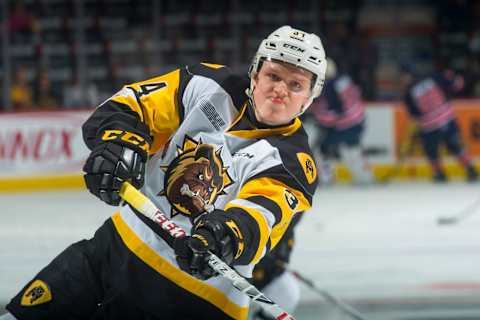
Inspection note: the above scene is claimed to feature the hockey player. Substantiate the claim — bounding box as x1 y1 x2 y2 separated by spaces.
400 65 478 182
308 59 372 185
2 26 326 320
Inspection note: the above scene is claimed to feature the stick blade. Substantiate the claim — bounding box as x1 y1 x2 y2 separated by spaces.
437 216 457 225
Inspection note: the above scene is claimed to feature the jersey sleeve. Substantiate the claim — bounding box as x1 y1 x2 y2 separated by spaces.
82 67 192 154
82 63 238 154
221 131 317 266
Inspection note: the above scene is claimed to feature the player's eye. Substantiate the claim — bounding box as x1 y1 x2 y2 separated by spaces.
268 73 281 81
289 81 303 91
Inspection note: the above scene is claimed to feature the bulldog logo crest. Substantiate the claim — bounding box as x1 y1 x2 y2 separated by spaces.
159 136 233 220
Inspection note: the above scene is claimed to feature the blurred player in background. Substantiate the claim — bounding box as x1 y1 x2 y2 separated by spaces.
249 214 303 320
307 58 373 185
1 26 326 320
400 65 478 182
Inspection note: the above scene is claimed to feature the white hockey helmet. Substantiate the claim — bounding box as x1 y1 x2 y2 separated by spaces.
249 25 328 111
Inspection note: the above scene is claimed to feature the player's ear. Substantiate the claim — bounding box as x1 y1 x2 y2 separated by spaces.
251 72 259 86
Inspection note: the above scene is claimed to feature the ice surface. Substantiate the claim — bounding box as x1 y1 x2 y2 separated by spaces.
1 182 479 313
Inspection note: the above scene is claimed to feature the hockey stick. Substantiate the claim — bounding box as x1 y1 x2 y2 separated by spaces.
118 181 296 320
287 268 369 320
436 196 480 226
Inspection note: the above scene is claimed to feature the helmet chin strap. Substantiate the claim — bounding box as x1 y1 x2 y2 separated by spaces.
245 84 256 109
245 85 262 123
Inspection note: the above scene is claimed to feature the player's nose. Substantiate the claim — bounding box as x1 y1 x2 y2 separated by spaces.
273 81 288 96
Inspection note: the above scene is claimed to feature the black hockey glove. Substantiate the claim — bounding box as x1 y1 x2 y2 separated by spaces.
83 130 150 206
173 211 239 280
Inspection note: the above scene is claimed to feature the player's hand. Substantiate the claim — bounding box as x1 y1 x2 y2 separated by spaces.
83 140 147 205
173 230 217 280
174 211 238 280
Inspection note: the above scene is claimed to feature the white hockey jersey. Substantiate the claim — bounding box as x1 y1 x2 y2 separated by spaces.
82 63 317 319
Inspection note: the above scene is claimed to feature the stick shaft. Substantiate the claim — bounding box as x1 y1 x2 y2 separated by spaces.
290 270 369 320
119 182 295 320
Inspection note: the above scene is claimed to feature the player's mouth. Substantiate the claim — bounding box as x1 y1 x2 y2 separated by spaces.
270 97 285 105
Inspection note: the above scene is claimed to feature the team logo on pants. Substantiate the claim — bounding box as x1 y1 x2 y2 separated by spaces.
20 279 52 306
158 136 234 220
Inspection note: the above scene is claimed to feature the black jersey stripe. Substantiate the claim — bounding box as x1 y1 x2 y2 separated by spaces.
178 67 193 124
245 195 283 227
126 86 148 122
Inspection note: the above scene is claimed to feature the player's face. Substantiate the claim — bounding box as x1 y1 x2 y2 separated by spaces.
252 60 313 126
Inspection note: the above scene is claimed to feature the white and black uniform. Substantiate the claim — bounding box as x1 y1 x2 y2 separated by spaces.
6 63 317 320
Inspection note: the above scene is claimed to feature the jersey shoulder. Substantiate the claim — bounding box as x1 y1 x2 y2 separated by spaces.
265 125 318 196
186 63 249 110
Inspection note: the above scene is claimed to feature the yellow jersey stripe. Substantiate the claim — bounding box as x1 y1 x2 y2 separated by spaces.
227 105 302 139
111 212 248 320
237 177 310 249
201 62 226 69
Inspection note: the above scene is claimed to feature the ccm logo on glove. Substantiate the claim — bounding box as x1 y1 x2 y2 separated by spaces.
83 129 149 206
102 130 150 152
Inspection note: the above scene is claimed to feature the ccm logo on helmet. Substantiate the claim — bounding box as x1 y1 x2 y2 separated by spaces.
282 43 305 53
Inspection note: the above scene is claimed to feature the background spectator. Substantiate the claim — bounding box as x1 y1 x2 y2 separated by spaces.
0 1 479 108
10 66 33 111
62 72 99 109
8 1 38 43
34 69 60 110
